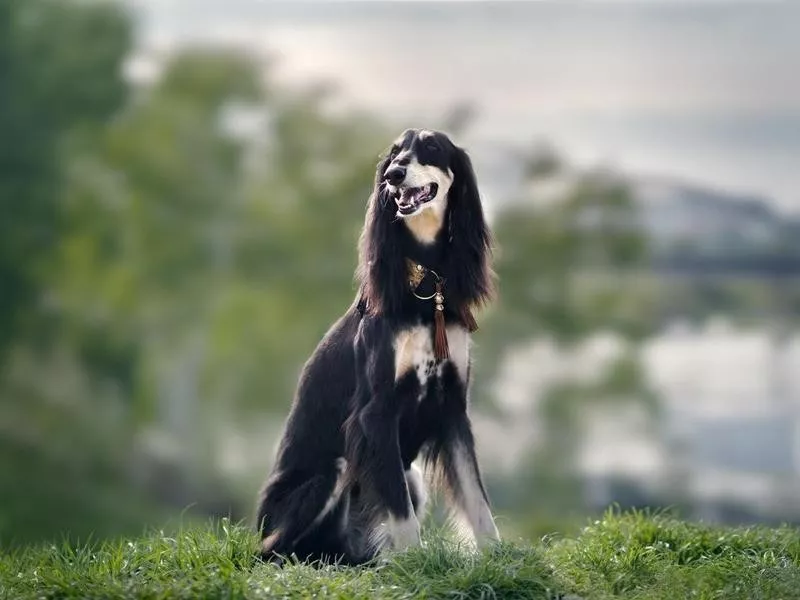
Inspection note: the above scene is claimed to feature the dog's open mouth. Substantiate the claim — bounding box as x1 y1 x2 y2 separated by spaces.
395 183 438 216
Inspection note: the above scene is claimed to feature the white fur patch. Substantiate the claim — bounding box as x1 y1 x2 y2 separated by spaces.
397 158 454 244
444 325 470 383
405 209 446 245
395 325 471 394
394 326 435 388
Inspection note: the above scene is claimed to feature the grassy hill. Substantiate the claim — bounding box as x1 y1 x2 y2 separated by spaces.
2 510 799 599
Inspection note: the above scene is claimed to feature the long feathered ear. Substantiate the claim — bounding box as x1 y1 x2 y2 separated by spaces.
356 152 407 315
445 145 495 309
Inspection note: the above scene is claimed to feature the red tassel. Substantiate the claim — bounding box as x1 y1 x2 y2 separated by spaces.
433 281 449 360
434 308 449 360
461 307 479 333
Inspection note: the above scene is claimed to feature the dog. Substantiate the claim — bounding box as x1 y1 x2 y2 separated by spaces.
256 128 500 566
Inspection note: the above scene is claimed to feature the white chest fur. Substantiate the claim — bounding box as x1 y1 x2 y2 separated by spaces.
393 324 470 387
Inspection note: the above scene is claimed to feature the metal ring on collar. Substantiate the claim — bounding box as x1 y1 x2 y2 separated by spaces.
411 268 443 301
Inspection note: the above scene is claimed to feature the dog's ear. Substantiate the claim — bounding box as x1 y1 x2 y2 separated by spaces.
356 151 406 315
446 145 495 308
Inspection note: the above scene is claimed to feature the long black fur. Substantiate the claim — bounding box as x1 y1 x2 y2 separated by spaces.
256 129 495 566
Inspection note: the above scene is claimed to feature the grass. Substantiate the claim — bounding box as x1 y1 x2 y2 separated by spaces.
2 509 800 599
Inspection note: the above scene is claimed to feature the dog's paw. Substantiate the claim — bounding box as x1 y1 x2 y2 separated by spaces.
387 515 422 551
464 520 501 553
476 534 501 550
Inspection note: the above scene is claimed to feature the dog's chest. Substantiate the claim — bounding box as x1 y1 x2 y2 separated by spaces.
393 324 469 391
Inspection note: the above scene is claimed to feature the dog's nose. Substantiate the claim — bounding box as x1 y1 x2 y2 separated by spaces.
384 166 406 186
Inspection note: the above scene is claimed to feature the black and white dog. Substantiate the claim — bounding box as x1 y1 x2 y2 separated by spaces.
256 128 500 565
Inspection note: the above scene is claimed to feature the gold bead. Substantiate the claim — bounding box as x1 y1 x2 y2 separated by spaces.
434 293 444 304
435 304 444 311
416 264 423 271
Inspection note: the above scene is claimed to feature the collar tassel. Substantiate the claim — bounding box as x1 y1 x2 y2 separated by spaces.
407 258 479 361
433 281 449 360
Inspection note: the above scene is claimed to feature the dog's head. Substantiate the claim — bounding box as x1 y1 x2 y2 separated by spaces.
373 128 488 249
359 129 494 316
382 129 457 221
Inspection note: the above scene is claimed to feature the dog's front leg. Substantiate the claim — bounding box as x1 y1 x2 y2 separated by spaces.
443 416 500 547
432 366 500 548
356 389 421 551
346 330 421 552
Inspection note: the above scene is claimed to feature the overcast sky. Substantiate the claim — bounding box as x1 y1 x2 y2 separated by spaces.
125 1 800 211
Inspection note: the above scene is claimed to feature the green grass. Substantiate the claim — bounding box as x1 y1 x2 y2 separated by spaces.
2 510 800 599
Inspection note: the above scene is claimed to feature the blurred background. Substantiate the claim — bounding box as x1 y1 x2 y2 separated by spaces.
3 0 800 548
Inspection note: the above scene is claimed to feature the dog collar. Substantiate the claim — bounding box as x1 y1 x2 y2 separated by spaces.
405 259 479 361
406 259 442 300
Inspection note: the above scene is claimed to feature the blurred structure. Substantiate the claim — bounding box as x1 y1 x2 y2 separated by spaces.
2 0 799 547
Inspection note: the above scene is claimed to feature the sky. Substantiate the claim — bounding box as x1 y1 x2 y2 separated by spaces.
124 1 800 212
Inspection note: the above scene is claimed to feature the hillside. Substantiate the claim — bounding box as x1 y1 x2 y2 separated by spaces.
634 178 800 262
3 511 799 599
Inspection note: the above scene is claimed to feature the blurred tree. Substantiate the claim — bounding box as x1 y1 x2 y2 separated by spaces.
56 45 391 496
473 147 651 398
0 0 141 547
55 47 272 488
0 0 131 354
470 145 657 526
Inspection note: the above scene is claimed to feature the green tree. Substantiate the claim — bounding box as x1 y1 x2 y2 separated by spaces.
0 0 142 547
0 0 131 353
474 146 650 398
56 46 391 499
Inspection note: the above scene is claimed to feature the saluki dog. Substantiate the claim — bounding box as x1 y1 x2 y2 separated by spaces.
256 128 499 565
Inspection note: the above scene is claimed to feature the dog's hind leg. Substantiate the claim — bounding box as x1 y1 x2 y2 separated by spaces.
257 458 348 562
293 458 349 543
